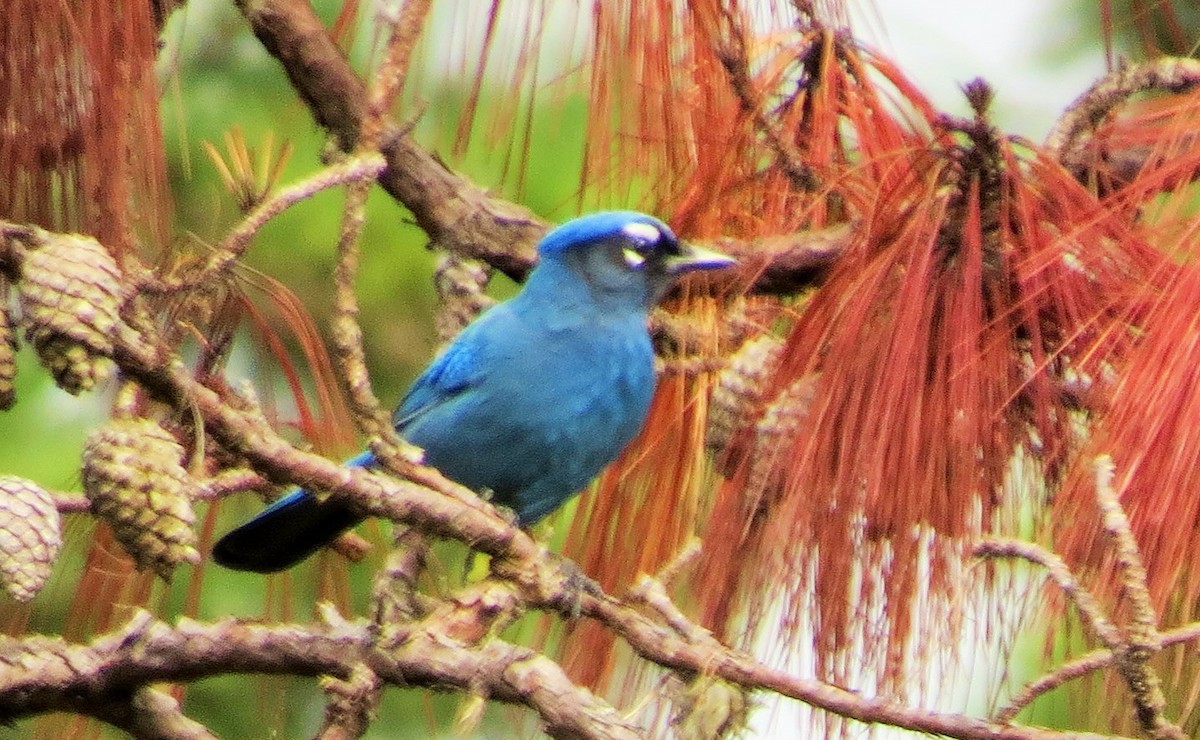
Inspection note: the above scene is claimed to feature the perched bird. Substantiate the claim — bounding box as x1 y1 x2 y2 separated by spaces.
213 211 735 573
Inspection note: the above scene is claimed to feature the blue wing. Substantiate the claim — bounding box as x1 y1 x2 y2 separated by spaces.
391 315 491 431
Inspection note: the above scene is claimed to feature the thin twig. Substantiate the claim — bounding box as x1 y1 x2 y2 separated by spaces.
142 155 385 294
235 0 846 295
629 573 713 646
433 252 493 346
370 526 432 626
1093 456 1158 646
1093 455 1183 740
997 622 1200 723
329 0 432 457
317 663 381 740
974 537 1123 650
710 6 818 190
195 468 268 500
95 686 217 740
362 0 432 145
330 172 393 442
1047 57 1200 184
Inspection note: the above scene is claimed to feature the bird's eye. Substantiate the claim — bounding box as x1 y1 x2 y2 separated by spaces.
622 247 647 269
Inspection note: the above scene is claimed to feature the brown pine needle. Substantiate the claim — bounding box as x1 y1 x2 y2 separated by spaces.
202 126 296 212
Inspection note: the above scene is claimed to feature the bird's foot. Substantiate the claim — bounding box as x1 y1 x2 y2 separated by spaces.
476 488 521 528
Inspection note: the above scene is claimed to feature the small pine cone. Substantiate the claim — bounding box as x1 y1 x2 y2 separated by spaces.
742 374 818 519
706 334 784 454
0 299 16 410
669 674 750 740
0 476 62 601
83 417 200 579
18 232 123 394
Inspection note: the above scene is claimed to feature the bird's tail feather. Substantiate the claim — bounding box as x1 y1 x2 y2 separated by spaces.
212 451 375 573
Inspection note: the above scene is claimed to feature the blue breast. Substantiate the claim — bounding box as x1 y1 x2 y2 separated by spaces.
400 302 654 524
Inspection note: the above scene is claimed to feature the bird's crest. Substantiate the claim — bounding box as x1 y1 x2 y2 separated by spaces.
537 211 678 258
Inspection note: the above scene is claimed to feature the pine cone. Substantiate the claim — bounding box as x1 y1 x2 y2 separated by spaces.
742 374 818 519
0 476 62 601
83 417 200 579
706 334 784 453
0 295 16 410
18 232 123 394
669 674 750 740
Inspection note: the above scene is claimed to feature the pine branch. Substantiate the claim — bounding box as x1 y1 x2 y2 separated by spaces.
317 664 381 740
141 155 386 294
328 0 431 452
0 609 639 739
978 456 1195 738
233 0 845 295
1047 57 1200 190
1093 455 1184 740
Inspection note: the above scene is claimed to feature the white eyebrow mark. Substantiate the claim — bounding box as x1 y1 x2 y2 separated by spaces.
620 222 661 244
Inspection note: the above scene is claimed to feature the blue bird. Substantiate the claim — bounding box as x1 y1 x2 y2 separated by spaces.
213 211 735 573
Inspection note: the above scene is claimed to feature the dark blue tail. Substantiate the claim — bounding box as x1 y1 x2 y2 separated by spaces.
212 452 373 573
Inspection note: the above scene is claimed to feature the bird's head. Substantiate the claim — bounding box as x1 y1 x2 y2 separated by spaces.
531 211 736 311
